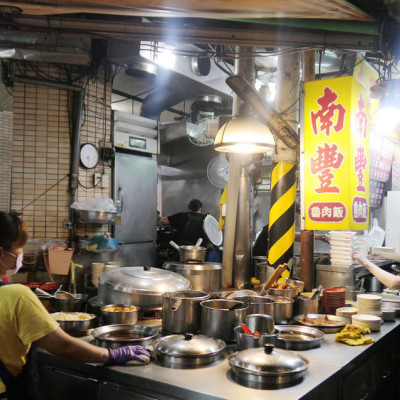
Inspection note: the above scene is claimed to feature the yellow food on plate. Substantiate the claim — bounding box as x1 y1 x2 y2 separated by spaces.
102 305 138 312
335 324 374 346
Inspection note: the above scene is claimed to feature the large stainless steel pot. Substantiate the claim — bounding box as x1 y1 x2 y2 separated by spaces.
162 261 223 292
200 299 248 342
228 344 309 389
97 266 191 308
162 290 210 333
154 333 225 369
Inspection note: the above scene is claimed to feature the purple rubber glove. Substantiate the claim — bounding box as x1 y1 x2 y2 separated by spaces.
107 345 152 365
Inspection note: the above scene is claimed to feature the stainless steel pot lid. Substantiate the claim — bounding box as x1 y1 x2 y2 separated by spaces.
162 261 223 271
228 344 308 376
98 266 191 294
203 215 223 246
155 333 225 357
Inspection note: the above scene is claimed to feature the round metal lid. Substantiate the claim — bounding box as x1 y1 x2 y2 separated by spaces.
228 344 308 376
155 333 225 357
98 266 191 295
162 261 223 271
203 214 223 246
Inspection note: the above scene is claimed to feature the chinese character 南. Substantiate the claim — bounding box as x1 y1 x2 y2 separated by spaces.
355 93 367 139
311 87 346 137
310 143 344 193
354 144 367 192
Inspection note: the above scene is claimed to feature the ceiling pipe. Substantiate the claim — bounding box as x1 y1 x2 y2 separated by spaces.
140 86 187 120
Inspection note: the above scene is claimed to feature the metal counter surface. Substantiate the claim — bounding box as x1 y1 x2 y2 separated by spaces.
39 320 400 400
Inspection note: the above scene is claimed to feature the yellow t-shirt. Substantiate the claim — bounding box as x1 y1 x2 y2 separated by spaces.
0 284 59 394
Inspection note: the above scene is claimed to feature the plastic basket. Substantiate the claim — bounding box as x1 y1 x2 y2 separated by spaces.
48 247 74 275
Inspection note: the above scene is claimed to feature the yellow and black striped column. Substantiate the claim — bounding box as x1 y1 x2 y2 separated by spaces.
268 162 296 268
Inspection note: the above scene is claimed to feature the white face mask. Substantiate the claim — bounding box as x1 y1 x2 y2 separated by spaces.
1 251 24 276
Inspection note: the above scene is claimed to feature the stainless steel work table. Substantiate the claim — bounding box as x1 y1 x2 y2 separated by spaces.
37 319 400 400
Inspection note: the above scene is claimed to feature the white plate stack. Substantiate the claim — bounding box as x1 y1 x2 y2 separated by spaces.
356 294 382 317
329 231 356 266
352 314 382 331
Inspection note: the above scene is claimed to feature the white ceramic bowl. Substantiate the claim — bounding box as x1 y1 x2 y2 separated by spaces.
352 314 382 331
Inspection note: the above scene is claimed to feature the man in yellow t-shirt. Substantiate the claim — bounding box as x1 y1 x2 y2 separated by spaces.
0 284 59 395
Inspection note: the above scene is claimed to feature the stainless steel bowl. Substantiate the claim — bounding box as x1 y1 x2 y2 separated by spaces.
101 304 139 325
51 312 97 333
275 325 324 350
92 324 159 348
75 209 117 224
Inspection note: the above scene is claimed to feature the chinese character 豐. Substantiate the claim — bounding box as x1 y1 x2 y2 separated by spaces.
355 144 367 192
310 142 344 193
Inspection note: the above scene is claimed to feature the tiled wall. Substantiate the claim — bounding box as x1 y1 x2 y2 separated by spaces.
0 111 13 210
11 62 112 240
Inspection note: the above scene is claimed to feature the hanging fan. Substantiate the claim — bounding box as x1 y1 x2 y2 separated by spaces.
186 117 219 147
207 154 230 188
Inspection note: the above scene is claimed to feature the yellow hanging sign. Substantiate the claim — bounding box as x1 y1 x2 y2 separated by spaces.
303 76 369 230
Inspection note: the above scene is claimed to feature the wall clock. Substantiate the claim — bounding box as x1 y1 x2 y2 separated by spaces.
80 143 99 169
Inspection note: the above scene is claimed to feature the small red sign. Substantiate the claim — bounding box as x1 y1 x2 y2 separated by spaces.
307 202 347 222
352 196 368 223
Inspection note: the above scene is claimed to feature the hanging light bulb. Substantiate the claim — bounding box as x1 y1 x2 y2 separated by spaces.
375 90 400 133
214 116 275 153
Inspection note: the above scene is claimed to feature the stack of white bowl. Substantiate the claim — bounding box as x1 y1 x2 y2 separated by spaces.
336 306 358 319
329 231 357 266
356 293 382 317
352 314 382 331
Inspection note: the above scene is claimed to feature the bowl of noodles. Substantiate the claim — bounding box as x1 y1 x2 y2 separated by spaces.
51 312 97 333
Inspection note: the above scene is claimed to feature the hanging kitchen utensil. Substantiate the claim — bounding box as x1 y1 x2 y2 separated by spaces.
259 263 288 296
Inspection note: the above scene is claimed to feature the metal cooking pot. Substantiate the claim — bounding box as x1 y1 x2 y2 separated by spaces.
162 290 210 333
162 261 223 292
364 276 384 292
91 324 159 348
234 296 274 317
53 293 88 312
154 333 225 369
295 294 320 316
97 266 191 309
200 299 248 342
169 241 207 263
264 295 294 324
228 344 309 389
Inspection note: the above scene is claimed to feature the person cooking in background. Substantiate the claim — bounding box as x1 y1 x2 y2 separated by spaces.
0 211 151 399
160 199 206 246
353 251 400 290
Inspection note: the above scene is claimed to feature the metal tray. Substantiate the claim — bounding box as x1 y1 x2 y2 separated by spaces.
275 325 325 350
293 314 350 333
92 324 159 348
